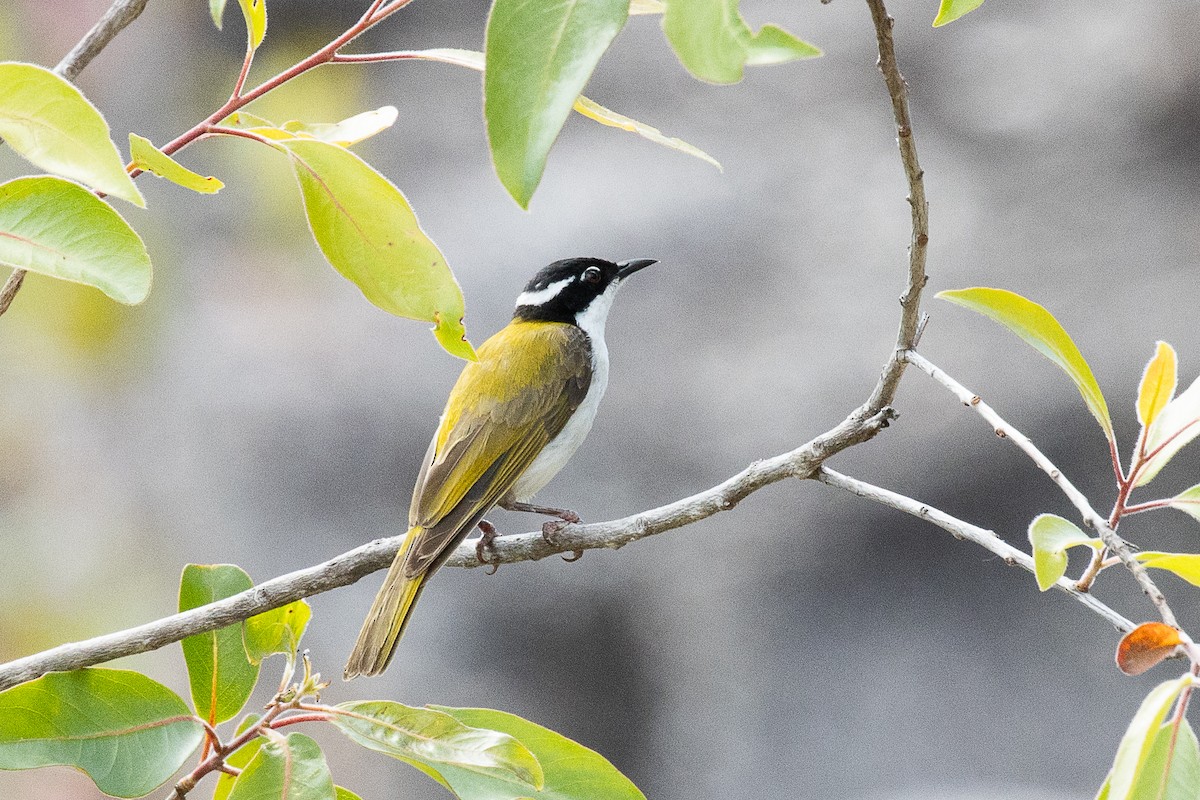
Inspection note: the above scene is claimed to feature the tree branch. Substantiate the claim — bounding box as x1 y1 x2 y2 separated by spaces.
815 467 1136 633
0 0 152 316
905 349 1178 627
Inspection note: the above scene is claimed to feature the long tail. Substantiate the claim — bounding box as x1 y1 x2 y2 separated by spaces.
344 528 428 679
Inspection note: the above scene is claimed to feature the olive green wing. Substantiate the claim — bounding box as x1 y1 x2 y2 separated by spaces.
401 322 592 578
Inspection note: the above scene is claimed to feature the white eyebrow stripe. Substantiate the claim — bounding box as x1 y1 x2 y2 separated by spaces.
515 277 574 308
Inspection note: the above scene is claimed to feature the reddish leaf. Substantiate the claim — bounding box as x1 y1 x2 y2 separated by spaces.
1117 623 1184 676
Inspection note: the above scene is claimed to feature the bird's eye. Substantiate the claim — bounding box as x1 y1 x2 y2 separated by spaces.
583 266 603 284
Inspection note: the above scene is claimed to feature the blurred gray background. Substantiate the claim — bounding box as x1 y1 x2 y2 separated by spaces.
3 0 1200 797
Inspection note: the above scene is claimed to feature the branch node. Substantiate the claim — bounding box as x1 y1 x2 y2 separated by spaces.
994 428 1007 438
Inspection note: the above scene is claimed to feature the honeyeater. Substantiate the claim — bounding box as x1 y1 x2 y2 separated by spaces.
344 256 657 679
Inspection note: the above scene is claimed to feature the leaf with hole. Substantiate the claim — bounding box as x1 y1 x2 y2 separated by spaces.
0 668 203 798
179 564 259 725
329 701 543 792
226 733 334 800
0 176 151 303
485 0 629 207
281 138 474 360
1027 513 1099 591
0 62 143 205
129 133 223 194
933 0 985 26
938 287 1114 443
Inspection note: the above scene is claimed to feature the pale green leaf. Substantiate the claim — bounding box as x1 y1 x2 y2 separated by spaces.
329 701 543 791
933 0 985 26
220 110 277 128
214 715 263 800
0 176 151 304
485 0 629 207
227 733 334 800
1168 484 1200 524
573 96 721 170
243 599 311 664
434 706 647 800
0 62 143 205
629 0 664 13
179 564 259 724
744 24 822 66
281 138 475 360
129 133 223 194
211 0 228 28
661 0 818 84
1138 342 1177 430
1027 513 1099 591
280 106 399 147
1128 720 1200 800
1137 552 1200 587
335 788 364 800
1104 675 1192 800
1137 374 1200 487
0 669 203 798
237 0 267 50
938 287 1114 442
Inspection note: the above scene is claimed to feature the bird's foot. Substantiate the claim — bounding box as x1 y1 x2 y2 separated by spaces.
499 500 583 563
475 519 501 575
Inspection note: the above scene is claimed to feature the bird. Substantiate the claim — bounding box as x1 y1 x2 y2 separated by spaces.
344 256 657 679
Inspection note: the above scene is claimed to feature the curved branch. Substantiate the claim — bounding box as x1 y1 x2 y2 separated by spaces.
816 467 1136 633
0 0 152 316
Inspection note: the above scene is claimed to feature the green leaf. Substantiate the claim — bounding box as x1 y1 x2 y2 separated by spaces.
1137 374 1200 487
280 106 399 147
661 0 819 84
1128 719 1200 800
938 287 1115 443
329 701 543 791
211 0 228 28
220 110 277 128
0 62 143 206
280 138 475 360
129 133 223 194
933 0 985 27
573 96 721 170
227 733 335 800
629 0 664 12
243 599 312 665
237 0 267 50
485 0 629 208
0 668 203 798
0 176 152 304
214 715 263 800
1137 552 1200 587
1104 675 1192 800
1028 513 1100 591
434 706 647 800
335 788 364 800
179 564 260 724
1168 484 1200 523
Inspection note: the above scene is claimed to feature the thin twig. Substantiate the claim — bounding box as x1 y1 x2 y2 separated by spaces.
905 349 1179 627
0 0 153 316
0 406 897 692
815 467 1136 633
864 0 930 412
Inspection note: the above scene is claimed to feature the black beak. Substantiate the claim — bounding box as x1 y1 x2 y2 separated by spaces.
616 258 657 279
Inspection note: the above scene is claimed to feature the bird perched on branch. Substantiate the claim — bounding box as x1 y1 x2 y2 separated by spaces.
344 256 657 679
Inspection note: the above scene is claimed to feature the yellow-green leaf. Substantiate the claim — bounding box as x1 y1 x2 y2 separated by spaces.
280 106 399 147
573 96 721 170
933 0 985 26
1104 675 1193 800
1137 552 1200 587
221 110 276 128
744 24 822 66
1168 484 1200 523
938 287 1114 443
281 138 475 360
0 176 151 304
1137 373 1200 487
129 133 223 194
0 62 143 206
238 0 267 50
629 0 664 13
243 599 311 665
1028 513 1100 591
1138 341 1177 430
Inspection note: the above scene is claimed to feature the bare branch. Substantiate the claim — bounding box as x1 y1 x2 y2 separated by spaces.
815 467 1136 633
905 349 1178 627
864 0 930 411
0 0 152 316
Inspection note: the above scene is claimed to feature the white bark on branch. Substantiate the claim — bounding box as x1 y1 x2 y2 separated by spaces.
815 467 1136 633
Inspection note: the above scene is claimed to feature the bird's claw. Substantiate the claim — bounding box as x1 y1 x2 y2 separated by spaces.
561 549 584 563
475 520 501 575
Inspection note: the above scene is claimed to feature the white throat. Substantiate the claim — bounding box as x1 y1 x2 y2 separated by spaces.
572 279 620 343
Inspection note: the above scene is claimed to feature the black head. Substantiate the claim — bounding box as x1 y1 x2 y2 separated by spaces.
513 257 656 326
